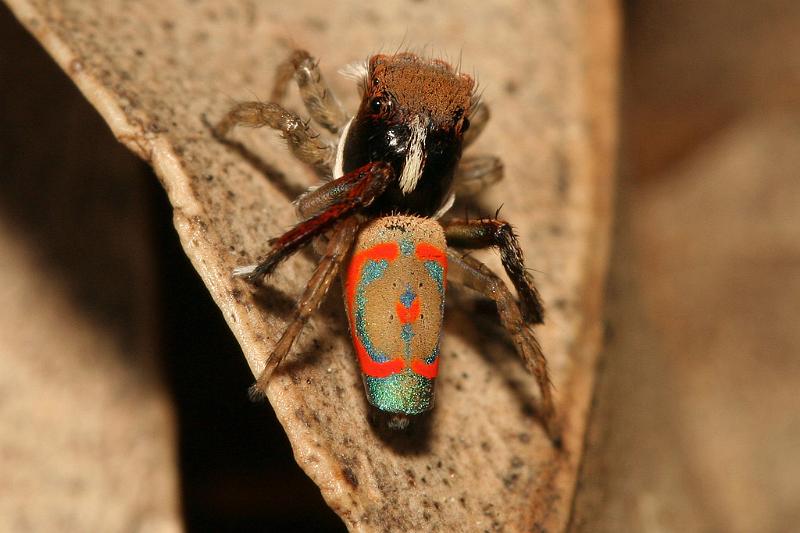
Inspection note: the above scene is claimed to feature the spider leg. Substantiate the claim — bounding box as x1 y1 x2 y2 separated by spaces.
462 101 490 149
252 216 360 393
443 218 545 325
234 161 393 281
271 49 348 134
447 250 560 445
214 101 335 177
291 172 366 220
454 154 504 196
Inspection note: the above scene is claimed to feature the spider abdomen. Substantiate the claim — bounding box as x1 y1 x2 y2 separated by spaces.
343 215 447 415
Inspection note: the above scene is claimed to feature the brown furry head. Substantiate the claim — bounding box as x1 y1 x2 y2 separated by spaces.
362 53 475 133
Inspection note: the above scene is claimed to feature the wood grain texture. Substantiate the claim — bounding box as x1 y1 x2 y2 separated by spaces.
4 1 618 530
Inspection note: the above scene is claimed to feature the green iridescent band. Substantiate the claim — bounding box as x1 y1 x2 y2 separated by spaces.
364 370 435 415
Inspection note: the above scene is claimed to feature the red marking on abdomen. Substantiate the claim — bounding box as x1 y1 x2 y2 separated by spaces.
346 240 447 380
345 242 406 378
411 358 439 379
395 298 420 324
346 242 399 316
360 354 405 378
415 242 446 267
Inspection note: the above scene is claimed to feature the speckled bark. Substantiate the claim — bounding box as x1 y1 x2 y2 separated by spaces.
3 1 618 530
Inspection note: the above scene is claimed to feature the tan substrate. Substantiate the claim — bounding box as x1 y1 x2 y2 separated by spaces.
4 1 618 530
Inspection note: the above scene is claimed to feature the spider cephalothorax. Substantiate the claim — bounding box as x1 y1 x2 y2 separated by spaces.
215 49 560 443
338 53 475 216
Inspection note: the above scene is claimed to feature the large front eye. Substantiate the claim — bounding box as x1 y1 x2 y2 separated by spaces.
460 117 471 133
370 96 392 115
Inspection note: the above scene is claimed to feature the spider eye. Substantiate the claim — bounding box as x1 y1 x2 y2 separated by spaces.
370 96 391 114
461 117 470 133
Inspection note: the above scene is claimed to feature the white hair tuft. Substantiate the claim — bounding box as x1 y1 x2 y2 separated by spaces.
338 61 368 83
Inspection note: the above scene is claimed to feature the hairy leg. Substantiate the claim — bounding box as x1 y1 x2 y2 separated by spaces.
234 161 393 281
453 154 504 196
251 216 360 393
214 101 335 176
447 251 560 445
271 49 348 134
291 166 382 220
444 218 545 324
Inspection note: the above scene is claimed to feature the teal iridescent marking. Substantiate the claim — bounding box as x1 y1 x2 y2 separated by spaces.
424 345 439 365
400 238 414 256
361 259 387 284
399 283 416 357
399 284 415 308
364 370 434 415
422 258 445 366
424 260 444 294
355 259 390 363
401 324 414 357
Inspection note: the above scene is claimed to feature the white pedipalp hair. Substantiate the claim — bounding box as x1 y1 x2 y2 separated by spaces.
398 115 428 194
432 192 455 220
332 117 354 180
338 61 368 83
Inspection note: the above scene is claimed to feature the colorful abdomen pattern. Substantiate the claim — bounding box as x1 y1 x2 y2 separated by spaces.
344 216 447 415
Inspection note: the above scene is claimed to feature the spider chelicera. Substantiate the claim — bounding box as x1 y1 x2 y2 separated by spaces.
215 50 559 443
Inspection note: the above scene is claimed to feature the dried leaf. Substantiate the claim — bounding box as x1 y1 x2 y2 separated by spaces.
5 0 618 530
